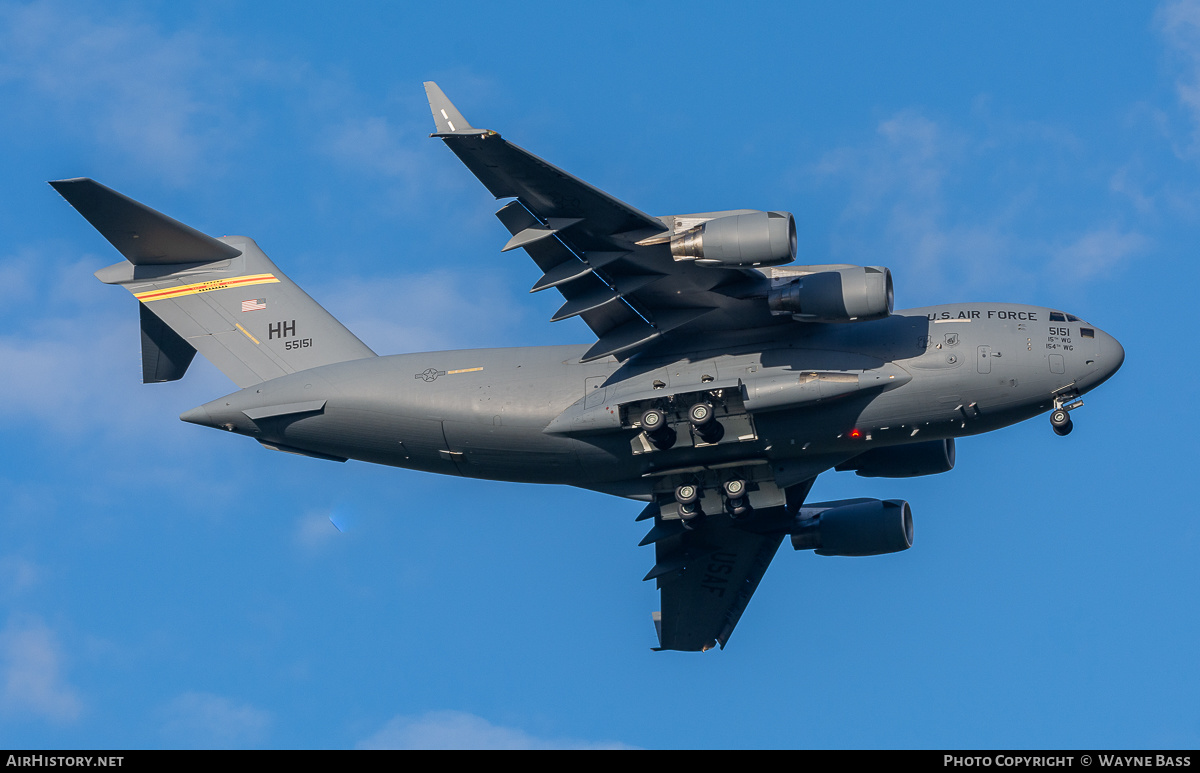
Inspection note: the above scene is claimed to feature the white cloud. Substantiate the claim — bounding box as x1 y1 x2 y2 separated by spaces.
0 556 42 596
326 116 428 179
0 2 466 202
809 106 1150 301
0 617 83 722
323 270 530 354
0 320 129 429
1048 226 1152 279
318 109 483 219
358 710 636 750
0 311 227 444
1109 161 1158 216
0 242 530 443
294 510 341 550
0 243 231 438
1158 0 1200 153
0 2 246 184
811 111 1022 299
0 250 36 308
160 691 271 749
0 477 60 531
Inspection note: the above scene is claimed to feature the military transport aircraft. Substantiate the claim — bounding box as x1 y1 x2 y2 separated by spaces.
51 83 1124 651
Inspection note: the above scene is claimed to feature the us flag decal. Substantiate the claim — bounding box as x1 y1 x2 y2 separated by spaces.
241 298 267 312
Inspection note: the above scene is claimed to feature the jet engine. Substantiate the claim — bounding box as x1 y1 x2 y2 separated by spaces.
669 211 796 268
768 266 893 322
835 438 955 478
791 499 913 557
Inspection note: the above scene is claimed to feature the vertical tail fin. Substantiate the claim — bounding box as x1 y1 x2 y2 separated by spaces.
53 178 376 387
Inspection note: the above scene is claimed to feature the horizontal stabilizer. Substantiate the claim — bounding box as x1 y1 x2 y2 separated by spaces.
50 178 242 265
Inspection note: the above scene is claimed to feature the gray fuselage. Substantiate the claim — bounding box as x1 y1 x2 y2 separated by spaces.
183 302 1124 498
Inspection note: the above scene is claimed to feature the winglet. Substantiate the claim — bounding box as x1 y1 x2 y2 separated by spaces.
423 81 481 135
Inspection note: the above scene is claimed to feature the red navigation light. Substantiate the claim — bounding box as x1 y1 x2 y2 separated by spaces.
849 429 862 439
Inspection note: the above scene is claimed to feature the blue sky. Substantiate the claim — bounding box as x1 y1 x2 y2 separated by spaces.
0 0 1196 749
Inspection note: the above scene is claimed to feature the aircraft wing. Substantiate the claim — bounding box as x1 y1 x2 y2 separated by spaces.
425 82 783 362
637 475 812 651
427 83 822 649
645 513 786 651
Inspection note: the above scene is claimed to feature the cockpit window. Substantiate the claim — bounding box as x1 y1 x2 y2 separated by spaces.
1067 314 1081 322
1049 312 1066 322
1081 327 1095 338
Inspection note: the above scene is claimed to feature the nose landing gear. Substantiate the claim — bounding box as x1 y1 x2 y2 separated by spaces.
1050 387 1083 436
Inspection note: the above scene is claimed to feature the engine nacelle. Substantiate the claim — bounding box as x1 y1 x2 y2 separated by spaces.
791 499 913 557
670 211 796 268
768 266 893 322
835 438 955 478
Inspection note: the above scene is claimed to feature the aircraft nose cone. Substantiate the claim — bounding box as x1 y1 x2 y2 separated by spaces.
1101 330 1124 374
1090 329 1125 387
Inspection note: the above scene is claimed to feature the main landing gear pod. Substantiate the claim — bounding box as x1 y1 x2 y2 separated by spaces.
672 478 752 527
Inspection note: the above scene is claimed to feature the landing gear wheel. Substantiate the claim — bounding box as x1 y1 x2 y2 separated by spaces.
642 408 677 450
675 483 699 505
688 402 714 426
696 422 725 444
641 408 665 431
679 500 704 529
1051 409 1073 436
647 426 677 450
725 497 750 518
690 402 724 444
1052 417 1073 436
